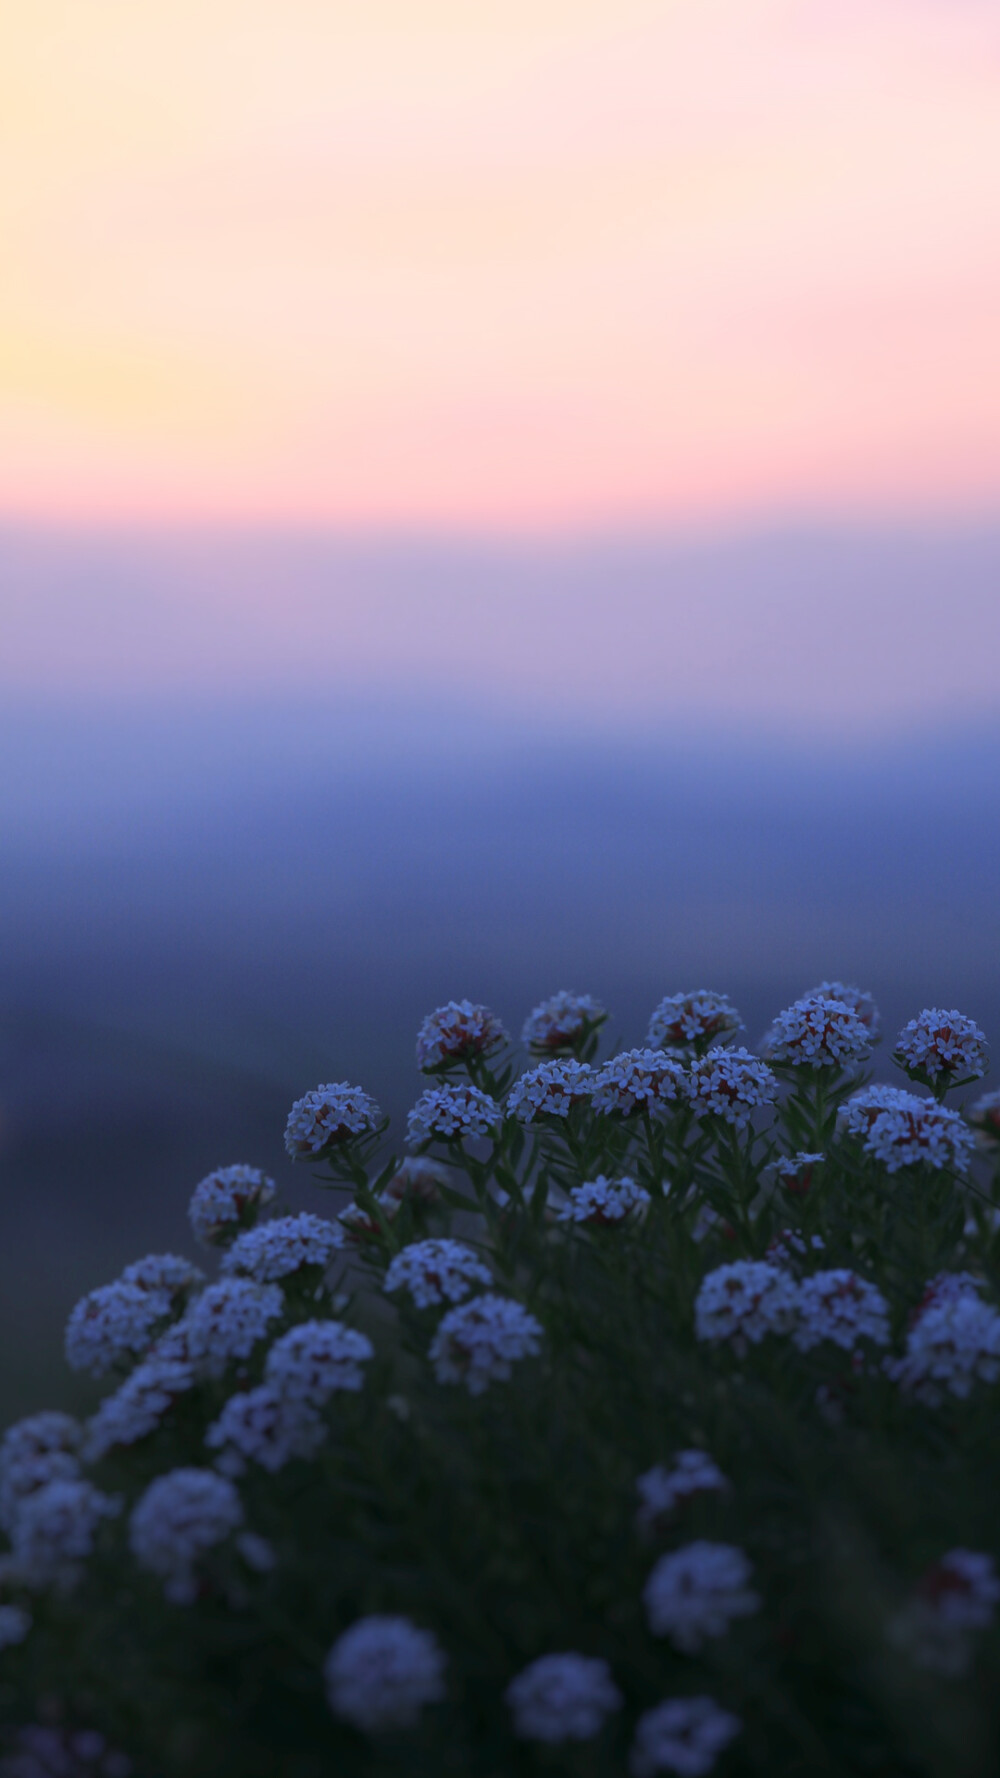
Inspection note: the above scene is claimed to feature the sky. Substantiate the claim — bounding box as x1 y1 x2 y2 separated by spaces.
1 0 999 528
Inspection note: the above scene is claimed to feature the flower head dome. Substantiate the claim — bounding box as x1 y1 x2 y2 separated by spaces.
416 1000 508 1072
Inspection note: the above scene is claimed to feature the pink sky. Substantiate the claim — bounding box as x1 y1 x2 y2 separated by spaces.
1 0 999 528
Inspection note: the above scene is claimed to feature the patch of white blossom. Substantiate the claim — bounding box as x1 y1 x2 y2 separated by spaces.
837 1088 974 1174
885 1281 1000 1402
888 1550 1000 1676
694 1261 799 1352
182 1279 285 1377
769 1152 824 1196
643 1541 760 1652
505 1653 622 1743
686 1049 778 1130
323 1616 447 1733
205 1386 325 1474
384 1239 492 1309
119 1254 204 1296
220 1214 344 1282
82 1355 196 1463
10 1480 120 1592
406 1082 501 1146
429 1295 543 1394
636 1452 729 1535
630 1697 742 1778
647 992 742 1051
522 991 606 1053
761 994 871 1068
284 1083 383 1158
893 1008 988 1085
416 1000 508 1071
805 981 880 1039
764 1229 825 1269
64 1282 172 1378
590 1050 687 1117
506 1059 594 1122
792 1270 890 1352
129 1468 244 1604
188 1165 276 1247
0 1414 82 1533
557 1176 651 1226
264 1320 374 1402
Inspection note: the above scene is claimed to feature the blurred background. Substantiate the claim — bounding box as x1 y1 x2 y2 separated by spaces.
1 1 999 1417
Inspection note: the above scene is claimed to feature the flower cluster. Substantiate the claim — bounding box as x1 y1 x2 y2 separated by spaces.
686 1048 778 1130
182 1279 285 1376
636 1452 729 1535
885 1281 1000 1401
428 1295 543 1394
806 980 880 1037
506 1058 593 1122
591 1050 686 1116
284 1082 382 1158
505 1653 622 1743
646 991 742 1051
383 1239 492 1309
10 1479 120 1592
837 1087 974 1173
770 1152 824 1196
406 1082 501 1146
188 1164 277 1247
82 1351 196 1463
557 1175 651 1226
220 1214 344 1282
0 1413 82 1533
323 1616 447 1733
416 1000 508 1071
129 1468 244 1604
264 1319 374 1402
792 1270 890 1353
761 994 871 1068
205 1386 326 1475
893 1007 988 1086
630 1697 742 1778
888 1550 1000 1676
522 991 606 1053
694 1262 800 1350
643 1541 760 1651
64 1281 172 1378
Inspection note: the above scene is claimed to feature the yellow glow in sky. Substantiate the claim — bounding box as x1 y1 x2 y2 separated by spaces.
1 0 999 526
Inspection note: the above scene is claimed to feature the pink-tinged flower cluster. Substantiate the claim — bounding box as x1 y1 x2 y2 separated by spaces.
384 1239 492 1309
630 1697 742 1778
82 1354 196 1463
64 1282 172 1378
505 1653 622 1743
381 1156 449 1204
129 1468 243 1604
762 994 872 1069
428 1295 543 1394
770 1152 824 1197
888 1550 1000 1675
694 1262 799 1351
792 1270 890 1353
119 1254 204 1297
0 1414 82 1533
646 991 742 1051
406 1082 501 1146
284 1082 383 1158
324 1616 447 1733
416 1000 509 1071
837 1087 974 1174
968 1089 1000 1150
205 1386 326 1475
636 1452 728 1535
885 1281 1000 1401
182 1279 285 1377
643 1541 759 1651
521 991 606 1054
11 1479 121 1593
220 1214 344 1282
590 1050 686 1117
188 1164 277 1247
507 1059 593 1122
557 1175 651 1226
686 1049 778 1131
805 981 881 1039
893 1008 988 1086
264 1320 374 1402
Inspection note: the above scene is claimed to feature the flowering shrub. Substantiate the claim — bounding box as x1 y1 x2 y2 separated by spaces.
4 984 1000 1776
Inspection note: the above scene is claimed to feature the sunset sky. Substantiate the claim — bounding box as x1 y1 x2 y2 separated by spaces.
2 0 999 528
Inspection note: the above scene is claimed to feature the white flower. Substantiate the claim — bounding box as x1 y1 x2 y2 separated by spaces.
406 1082 501 1146
762 995 871 1068
384 1240 492 1310
119 1254 204 1295
591 1050 687 1117
284 1083 383 1158
888 1550 1000 1676
220 1214 344 1283
647 993 742 1051
636 1453 729 1535
11 1480 120 1592
381 1156 449 1205
792 1270 890 1353
64 1281 171 1377
129 1468 244 1604
686 1048 778 1130
429 1295 543 1394
82 1355 196 1462
968 1089 1000 1150
182 1279 285 1377
205 1386 325 1474
507 1059 594 1122
644 1542 760 1651
522 991 607 1054
557 1176 651 1226
416 1000 508 1071
323 1615 447 1733
188 1165 277 1247
630 1697 742 1778
885 1286 1000 1401
0 1413 82 1533
804 981 881 1039
893 1008 988 1086
837 1087 974 1174
0 1604 31 1649
769 1152 824 1197
505 1653 622 1743
694 1262 799 1350
264 1320 374 1402
764 1229 825 1269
